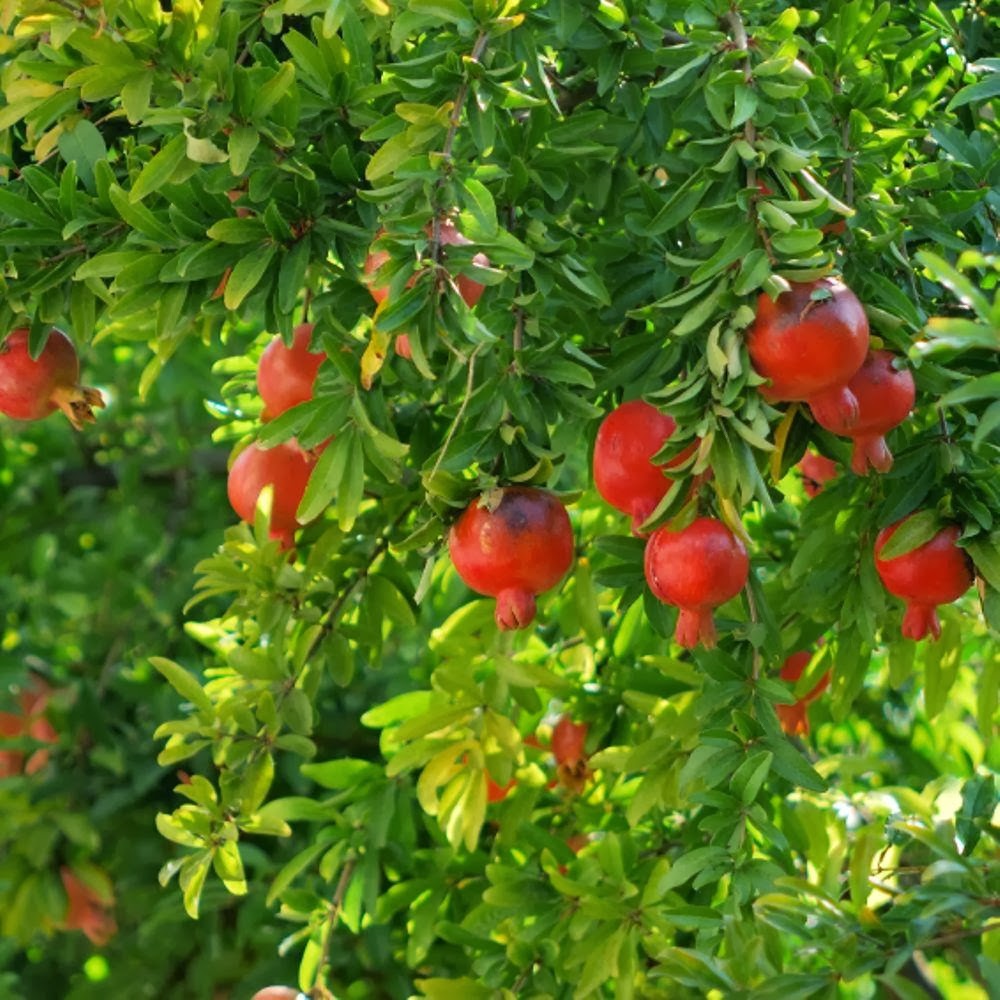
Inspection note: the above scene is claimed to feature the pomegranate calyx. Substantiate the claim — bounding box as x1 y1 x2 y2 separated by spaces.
851 434 893 475
675 607 717 650
495 587 536 631
51 384 105 430
809 384 859 430
902 602 941 641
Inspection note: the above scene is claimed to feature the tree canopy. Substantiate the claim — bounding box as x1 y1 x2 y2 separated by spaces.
0 1 998 997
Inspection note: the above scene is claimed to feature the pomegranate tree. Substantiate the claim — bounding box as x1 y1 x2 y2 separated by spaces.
644 517 750 649
874 517 974 641
593 400 696 534
0 327 104 429
812 350 915 474
257 323 324 420
227 440 315 550
746 277 869 428
448 486 574 630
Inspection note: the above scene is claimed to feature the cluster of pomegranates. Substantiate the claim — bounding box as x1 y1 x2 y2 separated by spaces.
0 326 104 430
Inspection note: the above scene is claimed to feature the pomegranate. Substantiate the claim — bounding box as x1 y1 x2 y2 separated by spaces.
448 486 574 630
227 440 315 550
775 650 830 736
551 716 588 767
644 517 750 649
0 327 104 429
746 277 869 428
486 774 515 803
257 323 324 420
798 451 838 497
0 678 57 778
811 350 915 475
59 866 117 946
874 518 974 640
365 219 490 309
593 400 697 534
251 989 301 1000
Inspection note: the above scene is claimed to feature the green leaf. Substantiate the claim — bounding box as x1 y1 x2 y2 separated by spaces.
228 125 259 175
409 0 474 27
150 657 212 713
940 372 1000 407
877 510 941 559
252 62 296 119
130 134 187 203
946 73 1000 110
56 119 107 191
966 536 1000 590
224 244 276 310
301 758 379 789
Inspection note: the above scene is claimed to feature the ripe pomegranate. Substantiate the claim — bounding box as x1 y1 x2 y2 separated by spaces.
746 277 869 428
0 327 104 429
644 517 750 649
551 716 588 767
593 400 697 534
798 451 838 497
365 219 490 309
775 650 830 737
227 440 315 550
874 517 973 640
0 678 57 778
448 486 574 630
257 323 324 420
811 350 915 475
250 989 301 1000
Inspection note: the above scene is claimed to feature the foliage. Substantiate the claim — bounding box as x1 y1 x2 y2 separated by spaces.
0 0 998 997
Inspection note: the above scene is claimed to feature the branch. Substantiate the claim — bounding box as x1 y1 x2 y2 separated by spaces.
311 856 357 995
723 6 758 201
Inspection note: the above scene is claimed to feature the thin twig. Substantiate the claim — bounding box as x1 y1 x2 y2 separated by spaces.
724 6 758 198
312 857 357 993
427 344 483 483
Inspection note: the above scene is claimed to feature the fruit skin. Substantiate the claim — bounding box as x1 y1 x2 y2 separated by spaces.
811 350 915 475
0 327 104 429
250 988 302 1000
59 866 117 946
448 486 574 631
798 451 838 497
644 517 750 649
874 518 974 641
746 277 869 429
0 678 57 778
365 219 490 309
593 400 697 534
551 716 588 767
257 323 324 420
486 774 515 803
776 650 831 736
227 441 315 550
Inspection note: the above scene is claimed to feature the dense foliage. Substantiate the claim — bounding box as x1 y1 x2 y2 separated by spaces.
0 0 997 997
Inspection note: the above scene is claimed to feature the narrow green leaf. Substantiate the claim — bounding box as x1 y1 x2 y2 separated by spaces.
224 244 276 310
150 656 212 713
130 134 187 202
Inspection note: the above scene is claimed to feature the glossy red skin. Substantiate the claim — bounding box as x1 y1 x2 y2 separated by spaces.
644 517 749 649
593 400 697 534
798 451 838 497
874 519 973 640
776 650 831 735
448 487 574 630
227 441 315 550
551 716 588 767
257 323 324 420
0 327 104 429
812 350 915 475
250 988 301 1000
365 220 489 309
746 278 869 428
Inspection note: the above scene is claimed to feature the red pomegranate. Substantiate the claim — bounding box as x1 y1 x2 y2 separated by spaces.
746 277 869 428
227 440 315 550
0 327 104 429
448 486 574 630
593 400 697 534
486 774 515 803
250 989 301 1000
365 219 490 309
551 716 588 767
798 451 838 497
775 650 830 736
257 323 324 420
644 517 750 649
874 517 974 640
812 350 915 475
